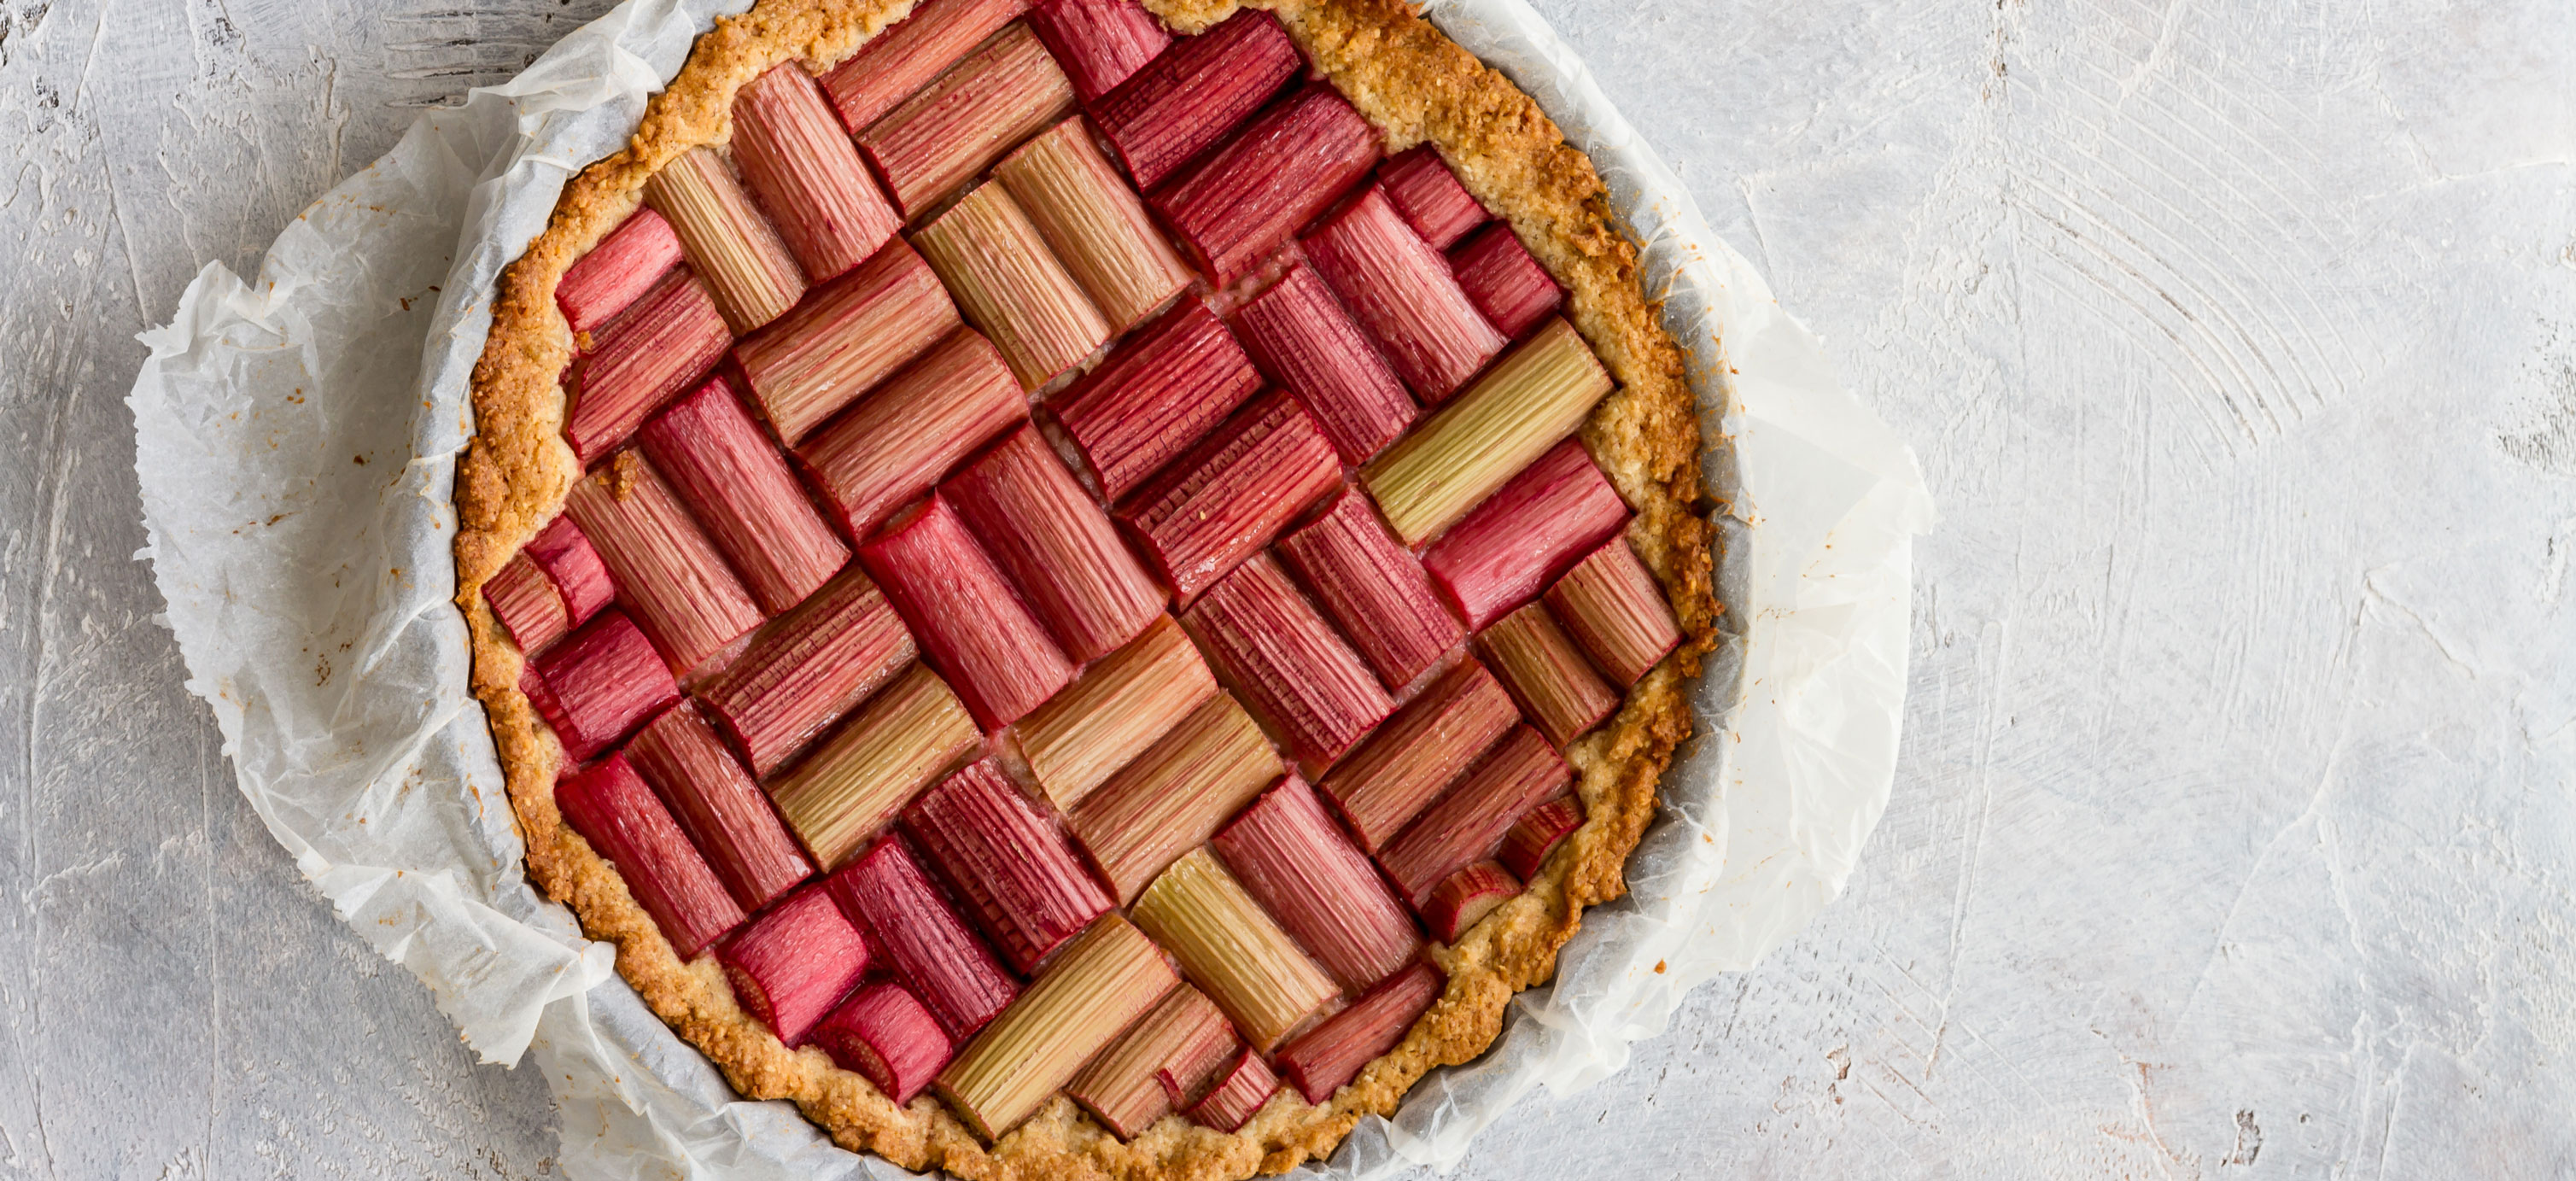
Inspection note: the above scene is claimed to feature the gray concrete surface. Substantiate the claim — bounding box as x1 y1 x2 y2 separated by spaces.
5 0 2573 1178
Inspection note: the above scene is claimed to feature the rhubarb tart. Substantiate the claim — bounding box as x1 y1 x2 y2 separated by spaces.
457 0 1715 1174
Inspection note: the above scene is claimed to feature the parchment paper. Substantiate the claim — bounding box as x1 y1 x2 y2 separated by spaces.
125 0 1933 1176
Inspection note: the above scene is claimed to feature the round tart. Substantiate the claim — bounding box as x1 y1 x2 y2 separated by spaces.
455 0 1717 1174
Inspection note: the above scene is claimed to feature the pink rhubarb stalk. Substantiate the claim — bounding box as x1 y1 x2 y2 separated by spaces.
626 702 815 912
734 239 961 446
1543 536 1683 687
1376 725 1569 906
903 758 1113 974
1497 796 1583 881
820 0 1031 132
1180 1047 1277 1132
1447 220 1563 342
732 63 902 281
1317 658 1518 851
640 374 850 614
943 424 1164 662
558 207 684 337
814 981 953 1104
1052 301 1263 502
1151 82 1381 284
856 22 1075 220
858 495 1077 730
1420 436 1629 630
1212 776 1421 992
696 565 917 778
526 514 616 625
719 885 873 1046
1089 9 1299 190
1025 0 1170 102
557 754 747 960
1421 860 1520 943
1376 145 1487 251
1230 263 1415 465
827 837 1020 1039
483 555 568 655
1275 488 1463 692
521 609 681 762
563 451 767 678
1273 962 1442 1103
1113 391 1341 603
1182 553 1394 771
564 267 732 465
1066 983 1231 1140
795 327 1028 540
1478 600 1620 748
1301 184 1505 402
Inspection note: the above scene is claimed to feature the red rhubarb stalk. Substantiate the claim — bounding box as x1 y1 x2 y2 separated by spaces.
1422 860 1520 943
1113 391 1341 603
556 754 747 960
814 980 953 1104
1274 962 1442 1103
819 0 1031 132
526 514 616 625
564 267 732 465
856 23 1075 220
732 63 902 281
696 565 918 778
1317 658 1518 851
719 885 873 1046
1447 220 1563 342
640 375 851 613
1497 796 1583 881
563 451 768 678
1543 536 1683 687
796 327 1028 539
859 495 1077 730
827 837 1020 1039
558 207 684 337
1230 263 1416 464
903 758 1113 974
1421 437 1629 630
626 702 815 912
1478 601 1620 748
1276 488 1463 692
521 609 681 762
1376 725 1569 906
1025 0 1170 102
1212 776 1421 992
1183 553 1394 770
735 238 961 446
1301 184 1505 402
943 424 1164 662
1052 301 1263 501
644 146 810 334
483 555 569 655
1151 82 1381 284
1089 9 1299 190
1180 1047 1277 1132
1376 145 1487 251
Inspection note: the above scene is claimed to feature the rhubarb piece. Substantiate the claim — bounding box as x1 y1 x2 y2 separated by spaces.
640 375 851 613
994 118 1191 330
1448 220 1563 342
1155 1000 1240 1109
769 665 980 869
1420 437 1628 630
483 555 569 655
526 515 617 625
1130 849 1337 1052
1478 602 1620 748
563 453 766 677
521 610 682 762
936 914 1178 1142
1212 777 1418 992
732 63 902 281
736 239 961 446
797 327 1026 538
859 495 1078 730
1318 659 1517 851
1302 184 1504 402
719 885 872 1046
820 0 1031 132
1422 860 1520 943
1066 692 1282 902
1183 554 1393 769
914 181 1110 389
627 702 815 912
1363 317 1615 545
1497 796 1583 881
1011 615 1218 809
856 23 1075 220
1153 83 1381 284
1066 983 1230 1139
904 758 1113 973
1376 145 1487 251
1274 962 1442 1103
813 981 952 1104
698 566 917 777
558 207 684 337
827 837 1019 1038
944 424 1163 662
556 754 746 959
1113 391 1341 602
1230 263 1414 464
644 146 809 334
1276 489 1462 691
1181 1047 1277 1132
1545 537 1683 687
1376 725 1569 906
1053 301 1262 501
1089 9 1299 190
1025 0 1168 101
564 268 732 465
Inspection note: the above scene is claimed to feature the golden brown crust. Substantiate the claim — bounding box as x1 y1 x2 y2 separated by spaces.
454 0 1720 1176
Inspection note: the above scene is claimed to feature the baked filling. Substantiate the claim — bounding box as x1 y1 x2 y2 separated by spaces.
457 0 1718 1175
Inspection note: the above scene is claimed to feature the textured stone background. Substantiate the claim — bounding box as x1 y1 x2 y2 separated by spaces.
4 0 2573 1177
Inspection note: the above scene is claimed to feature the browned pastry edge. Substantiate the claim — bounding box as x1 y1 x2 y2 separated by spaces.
452 0 1720 1175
